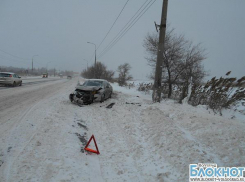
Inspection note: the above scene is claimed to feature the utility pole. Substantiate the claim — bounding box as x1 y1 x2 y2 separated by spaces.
32 55 38 74
152 0 168 103
93 46 96 67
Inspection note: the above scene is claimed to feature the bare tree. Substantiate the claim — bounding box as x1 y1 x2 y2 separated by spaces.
117 63 133 86
81 62 114 82
143 29 207 99
178 43 207 102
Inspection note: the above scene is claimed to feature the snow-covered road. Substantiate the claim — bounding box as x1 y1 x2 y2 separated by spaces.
0 78 244 182
0 77 62 90
0 78 71 181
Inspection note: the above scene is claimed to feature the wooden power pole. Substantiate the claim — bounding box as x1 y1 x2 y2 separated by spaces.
152 0 168 102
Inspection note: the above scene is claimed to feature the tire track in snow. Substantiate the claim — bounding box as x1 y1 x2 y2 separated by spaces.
86 93 145 181
75 108 105 182
1 80 71 182
173 121 223 166
3 99 47 182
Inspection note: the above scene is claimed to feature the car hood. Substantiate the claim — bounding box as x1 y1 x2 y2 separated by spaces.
75 85 102 91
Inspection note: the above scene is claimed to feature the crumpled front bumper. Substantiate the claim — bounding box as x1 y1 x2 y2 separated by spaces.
69 91 102 105
94 94 101 101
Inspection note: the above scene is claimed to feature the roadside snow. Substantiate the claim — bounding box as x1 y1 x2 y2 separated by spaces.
0 78 244 182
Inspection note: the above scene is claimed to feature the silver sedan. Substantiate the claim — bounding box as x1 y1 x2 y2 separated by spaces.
81 79 113 102
70 79 113 105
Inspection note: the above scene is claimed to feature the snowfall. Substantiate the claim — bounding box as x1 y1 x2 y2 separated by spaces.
0 77 244 182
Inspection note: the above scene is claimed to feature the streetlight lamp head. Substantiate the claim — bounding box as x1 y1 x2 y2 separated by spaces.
32 55 38 59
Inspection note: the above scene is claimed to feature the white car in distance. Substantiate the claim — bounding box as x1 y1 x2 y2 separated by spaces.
0 72 22 87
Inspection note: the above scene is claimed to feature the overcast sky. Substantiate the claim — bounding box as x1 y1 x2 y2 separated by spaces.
0 0 244 80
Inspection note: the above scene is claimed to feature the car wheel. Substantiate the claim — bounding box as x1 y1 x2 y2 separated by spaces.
69 94 74 102
13 82 16 87
19 81 22 86
109 92 112 98
100 94 105 103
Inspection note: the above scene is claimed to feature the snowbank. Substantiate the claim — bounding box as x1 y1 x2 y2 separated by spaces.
1 78 244 182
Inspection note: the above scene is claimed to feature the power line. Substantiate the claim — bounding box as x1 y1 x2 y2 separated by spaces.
103 0 149 51
0 52 45 67
98 0 156 58
98 0 156 59
0 48 29 60
97 0 149 58
97 0 130 51
88 0 130 62
0 55 29 65
0 49 52 67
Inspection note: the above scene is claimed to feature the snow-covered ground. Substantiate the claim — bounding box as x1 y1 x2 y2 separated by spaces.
0 78 244 182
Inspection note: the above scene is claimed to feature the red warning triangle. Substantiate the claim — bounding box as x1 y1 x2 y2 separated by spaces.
84 135 100 155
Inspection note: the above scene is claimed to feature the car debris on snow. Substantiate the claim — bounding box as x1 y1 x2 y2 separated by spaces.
106 103 115 109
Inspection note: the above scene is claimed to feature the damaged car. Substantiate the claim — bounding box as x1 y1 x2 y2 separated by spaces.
69 79 113 105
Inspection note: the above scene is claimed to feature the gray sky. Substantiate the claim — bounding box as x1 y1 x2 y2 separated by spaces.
0 0 244 80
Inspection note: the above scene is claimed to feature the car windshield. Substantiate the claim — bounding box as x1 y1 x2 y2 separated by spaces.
0 73 11 77
83 81 103 87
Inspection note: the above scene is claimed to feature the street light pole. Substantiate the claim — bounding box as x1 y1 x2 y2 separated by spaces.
87 42 97 78
32 55 38 73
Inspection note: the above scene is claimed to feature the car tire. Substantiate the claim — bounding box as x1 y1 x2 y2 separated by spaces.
69 94 74 102
13 82 16 87
19 81 22 86
109 92 112 98
100 94 105 103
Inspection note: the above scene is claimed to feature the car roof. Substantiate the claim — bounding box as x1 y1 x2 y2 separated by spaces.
0 72 15 74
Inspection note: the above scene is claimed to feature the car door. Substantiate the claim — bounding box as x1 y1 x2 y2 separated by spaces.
11 74 16 83
0 73 5 83
103 81 108 98
108 83 112 93
106 82 112 98
13 74 17 84
102 81 107 98
13 74 18 84
15 74 21 84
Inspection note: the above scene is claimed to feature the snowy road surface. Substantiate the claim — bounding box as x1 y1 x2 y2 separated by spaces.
0 77 62 90
0 78 244 182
